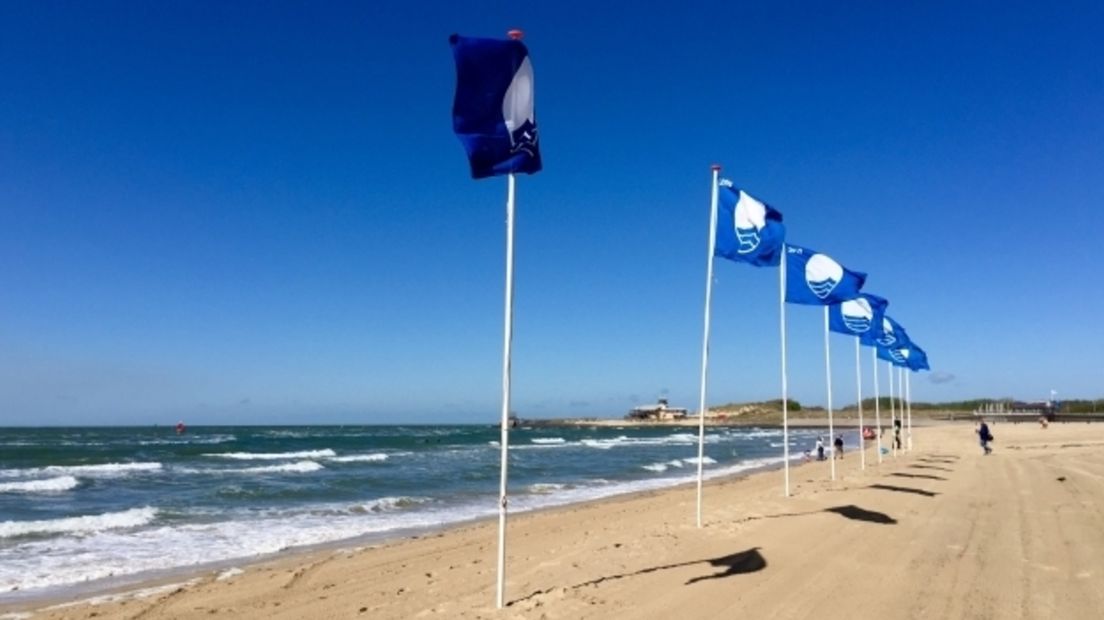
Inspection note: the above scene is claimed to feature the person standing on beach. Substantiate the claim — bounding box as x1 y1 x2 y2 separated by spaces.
816 437 825 461
893 418 902 450
833 435 844 459
977 420 994 455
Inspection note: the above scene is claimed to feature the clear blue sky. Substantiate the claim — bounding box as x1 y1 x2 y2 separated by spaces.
1 1 1101 425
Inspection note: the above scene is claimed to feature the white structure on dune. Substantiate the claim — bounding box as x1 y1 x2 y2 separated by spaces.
625 398 689 421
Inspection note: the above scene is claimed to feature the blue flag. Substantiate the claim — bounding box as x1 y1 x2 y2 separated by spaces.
828 293 889 338
713 181 785 267
877 344 910 367
904 344 930 371
450 34 541 179
784 245 866 305
862 314 910 349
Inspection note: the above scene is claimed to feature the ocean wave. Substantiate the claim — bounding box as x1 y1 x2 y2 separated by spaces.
527 483 568 494
353 496 432 513
641 463 668 472
0 507 157 539
203 449 337 460
0 462 162 479
529 438 565 445
231 461 324 474
578 434 717 450
681 456 718 466
0 476 80 494
326 453 389 463
137 434 236 446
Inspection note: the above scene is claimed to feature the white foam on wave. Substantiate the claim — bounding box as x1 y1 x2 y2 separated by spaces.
641 463 667 472
355 496 432 513
0 476 80 494
578 433 720 450
216 567 244 581
326 453 388 463
527 483 567 494
0 462 162 479
0 507 158 539
203 449 336 460
0 500 462 593
232 461 324 474
530 437 565 445
681 456 717 466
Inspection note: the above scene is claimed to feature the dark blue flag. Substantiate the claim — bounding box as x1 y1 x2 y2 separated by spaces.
714 181 785 267
829 293 889 338
784 245 866 305
450 34 541 179
862 314 911 349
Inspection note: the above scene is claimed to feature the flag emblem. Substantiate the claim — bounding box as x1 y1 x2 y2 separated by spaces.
877 318 896 347
733 190 769 254
841 298 874 332
805 254 844 299
502 57 537 159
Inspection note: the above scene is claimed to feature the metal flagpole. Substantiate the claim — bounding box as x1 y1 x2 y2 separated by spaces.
872 347 882 463
907 371 914 450
780 246 790 497
495 172 517 609
888 360 896 458
855 338 864 470
695 164 721 528
823 307 836 481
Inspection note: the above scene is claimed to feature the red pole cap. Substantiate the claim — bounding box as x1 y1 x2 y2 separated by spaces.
710 164 722 172
508 29 524 40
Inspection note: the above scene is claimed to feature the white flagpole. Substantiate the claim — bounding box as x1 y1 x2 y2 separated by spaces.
695 164 721 528
495 172 517 609
872 347 882 463
780 246 791 497
898 366 905 453
823 307 836 481
907 370 914 450
855 338 864 471
888 360 896 458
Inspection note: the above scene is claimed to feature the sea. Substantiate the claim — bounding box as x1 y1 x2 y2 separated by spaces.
0 424 856 602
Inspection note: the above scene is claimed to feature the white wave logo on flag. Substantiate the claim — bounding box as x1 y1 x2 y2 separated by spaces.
805 254 843 299
841 298 874 333
876 318 896 346
502 56 537 157
733 190 769 254
889 348 908 364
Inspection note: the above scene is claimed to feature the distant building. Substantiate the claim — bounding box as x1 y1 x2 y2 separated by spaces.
625 398 689 421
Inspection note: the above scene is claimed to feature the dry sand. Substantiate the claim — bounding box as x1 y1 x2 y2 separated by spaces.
7 421 1104 619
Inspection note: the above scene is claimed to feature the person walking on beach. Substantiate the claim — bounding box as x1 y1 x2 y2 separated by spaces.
833 435 844 459
977 420 994 455
893 418 903 450
816 437 825 461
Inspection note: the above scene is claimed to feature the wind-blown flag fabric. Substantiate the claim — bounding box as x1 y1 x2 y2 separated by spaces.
713 181 785 267
904 344 930 371
784 245 866 305
829 293 889 338
861 314 911 349
450 34 541 179
877 344 910 367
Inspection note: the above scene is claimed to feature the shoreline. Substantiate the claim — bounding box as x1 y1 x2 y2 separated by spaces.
0 442 807 611
11 421 1103 619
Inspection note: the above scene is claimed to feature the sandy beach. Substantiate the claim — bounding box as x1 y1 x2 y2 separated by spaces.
7 421 1104 619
